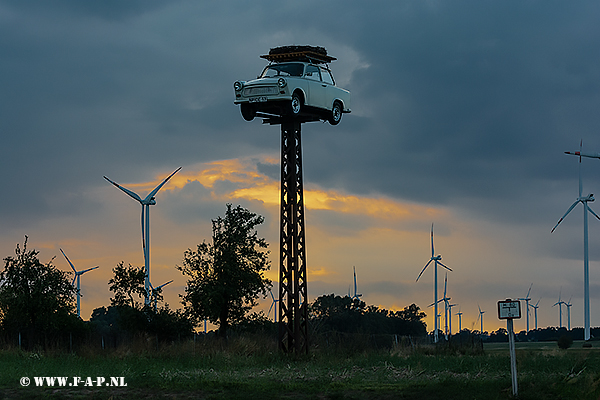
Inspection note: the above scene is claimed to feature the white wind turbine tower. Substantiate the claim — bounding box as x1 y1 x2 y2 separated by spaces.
416 224 452 343
529 299 540 330
60 249 99 318
552 141 600 340
447 303 457 336
104 167 181 305
553 290 567 328
566 297 573 331
351 266 362 300
149 280 173 312
429 273 451 339
518 283 533 333
456 308 463 333
475 305 485 334
268 289 280 323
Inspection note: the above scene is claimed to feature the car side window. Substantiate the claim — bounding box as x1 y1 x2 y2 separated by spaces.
305 65 321 81
320 68 334 85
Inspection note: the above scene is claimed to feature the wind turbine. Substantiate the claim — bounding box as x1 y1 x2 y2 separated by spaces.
566 148 600 160
553 291 567 328
416 224 452 343
475 305 485 334
552 141 600 340
428 273 451 338
529 299 541 330
518 283 533 333
456 308 463 333
351 266 362 300
566 297 573 331
268 289 280 323
104 167 181 305
60 248 99 318
447 303 457 336
149 280 173 312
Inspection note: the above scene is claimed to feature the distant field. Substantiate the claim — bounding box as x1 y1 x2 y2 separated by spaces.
1 339 599 399
485 340 600 352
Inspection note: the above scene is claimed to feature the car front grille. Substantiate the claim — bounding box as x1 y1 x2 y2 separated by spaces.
243 86 278 96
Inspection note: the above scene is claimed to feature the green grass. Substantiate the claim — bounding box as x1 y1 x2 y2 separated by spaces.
1 339 599 399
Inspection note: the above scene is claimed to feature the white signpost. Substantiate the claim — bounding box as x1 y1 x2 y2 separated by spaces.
498 299 521 397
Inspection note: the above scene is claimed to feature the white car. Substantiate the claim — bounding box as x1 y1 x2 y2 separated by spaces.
233 55 351 125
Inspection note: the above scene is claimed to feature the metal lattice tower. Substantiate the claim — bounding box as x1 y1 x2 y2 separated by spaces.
278 119 309 354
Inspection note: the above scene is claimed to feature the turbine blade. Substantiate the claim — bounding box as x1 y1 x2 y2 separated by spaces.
103 176 143 203
268 301 274 316
141 206 146 255
526 283 533 299
416 259 433 282
587 205 600 221
579 140 583 198
430 223 435 258
80 266 99 274
428 300 441 308
144 167 182 203
551 200 579 233
443 273 448 297
158 280 173 289
60 248 77 273
438 261 452 272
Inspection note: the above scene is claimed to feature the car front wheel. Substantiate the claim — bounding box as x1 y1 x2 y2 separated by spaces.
329 101 342 125
241 104 255 121
289 93 302 116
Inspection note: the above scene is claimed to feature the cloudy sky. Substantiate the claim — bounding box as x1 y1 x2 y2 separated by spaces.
2 0 600 334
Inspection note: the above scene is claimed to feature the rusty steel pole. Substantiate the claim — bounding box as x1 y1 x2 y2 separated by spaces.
278 119 308 354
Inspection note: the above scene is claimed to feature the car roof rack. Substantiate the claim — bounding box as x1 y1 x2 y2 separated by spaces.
260 45 336 64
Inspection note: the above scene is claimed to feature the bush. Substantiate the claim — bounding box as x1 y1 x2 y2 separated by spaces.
557 335 573 349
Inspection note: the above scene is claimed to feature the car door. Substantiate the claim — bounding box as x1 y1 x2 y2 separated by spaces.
304 64 326 109
319 67 336 109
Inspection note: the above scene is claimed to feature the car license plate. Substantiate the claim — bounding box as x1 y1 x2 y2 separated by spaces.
249 96 268 103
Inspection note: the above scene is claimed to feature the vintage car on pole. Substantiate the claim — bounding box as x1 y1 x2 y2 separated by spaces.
233 46 351 125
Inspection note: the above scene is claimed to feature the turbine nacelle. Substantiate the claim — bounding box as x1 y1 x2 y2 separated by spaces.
578 194 594 202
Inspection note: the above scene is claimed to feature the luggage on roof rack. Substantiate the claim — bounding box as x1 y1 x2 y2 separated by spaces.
260 45 336 64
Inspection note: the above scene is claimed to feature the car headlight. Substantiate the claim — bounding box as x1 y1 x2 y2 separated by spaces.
278 78 287 88
234 81 243 91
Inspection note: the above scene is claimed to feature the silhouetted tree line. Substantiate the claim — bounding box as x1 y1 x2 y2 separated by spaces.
0 238 194 350
0 237 86 349
309 294 427 336
4 234 600 353
486 326 600 343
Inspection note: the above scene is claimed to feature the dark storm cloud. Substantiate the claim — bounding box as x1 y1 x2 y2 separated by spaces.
2 0 600 242
296 1 600 230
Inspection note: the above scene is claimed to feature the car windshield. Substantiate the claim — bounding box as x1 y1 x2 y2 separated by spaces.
260 63 304 78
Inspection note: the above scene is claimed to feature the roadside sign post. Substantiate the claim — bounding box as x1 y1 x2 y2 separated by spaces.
498 299 521 398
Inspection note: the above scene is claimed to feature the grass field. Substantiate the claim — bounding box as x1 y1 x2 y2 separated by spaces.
1 338 599 399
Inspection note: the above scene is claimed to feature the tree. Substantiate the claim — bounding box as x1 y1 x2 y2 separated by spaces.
309 294 427 336
108 262 146 309
177 204 271 338
0 237 79 348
